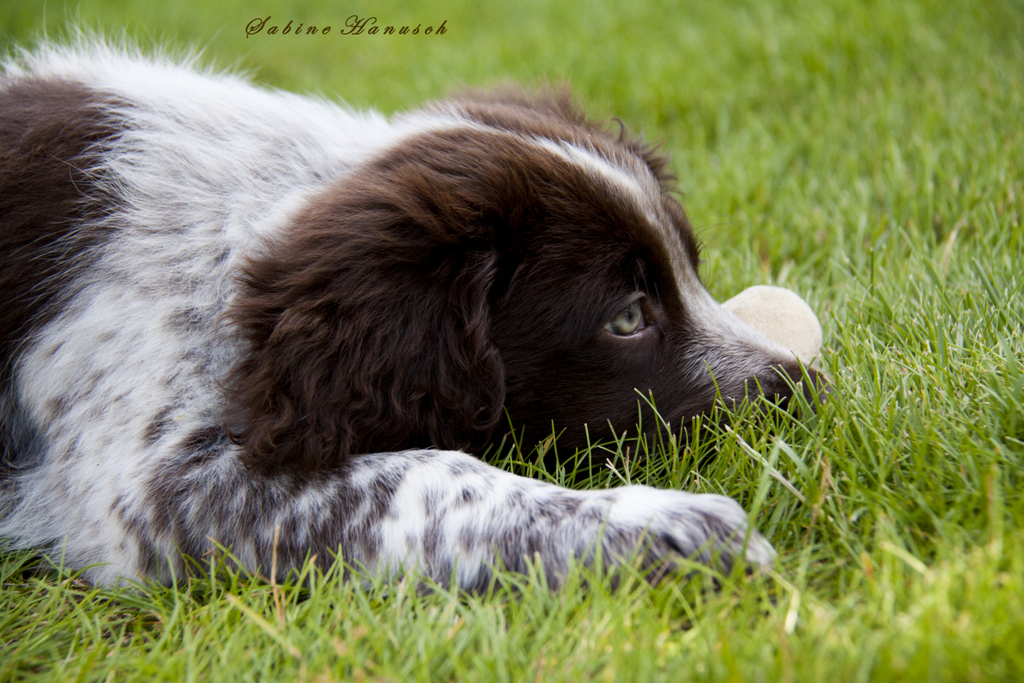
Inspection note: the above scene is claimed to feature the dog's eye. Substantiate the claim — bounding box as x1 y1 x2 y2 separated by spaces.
605 301 645 336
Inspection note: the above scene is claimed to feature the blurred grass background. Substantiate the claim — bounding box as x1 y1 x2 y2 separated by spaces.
2 0 1024 680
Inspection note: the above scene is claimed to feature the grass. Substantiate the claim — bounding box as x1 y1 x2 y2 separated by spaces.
2 0 1023 680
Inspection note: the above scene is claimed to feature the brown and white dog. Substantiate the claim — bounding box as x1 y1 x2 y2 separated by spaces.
0 41 820 587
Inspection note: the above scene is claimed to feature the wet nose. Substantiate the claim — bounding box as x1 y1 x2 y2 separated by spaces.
758 359 829 413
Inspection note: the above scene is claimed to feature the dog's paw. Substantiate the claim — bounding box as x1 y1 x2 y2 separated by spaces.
605 487 776 572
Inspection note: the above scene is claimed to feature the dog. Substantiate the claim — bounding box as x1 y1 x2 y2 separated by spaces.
0 41 821 588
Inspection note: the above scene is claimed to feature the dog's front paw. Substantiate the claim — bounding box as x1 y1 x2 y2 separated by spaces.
604 487 776 573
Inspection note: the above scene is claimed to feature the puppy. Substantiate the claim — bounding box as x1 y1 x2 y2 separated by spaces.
0 41 819 587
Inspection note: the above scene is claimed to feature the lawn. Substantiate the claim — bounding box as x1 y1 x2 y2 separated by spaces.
1 0 1023 680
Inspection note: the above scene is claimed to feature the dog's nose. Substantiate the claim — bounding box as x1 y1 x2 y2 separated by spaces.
768 360 830 412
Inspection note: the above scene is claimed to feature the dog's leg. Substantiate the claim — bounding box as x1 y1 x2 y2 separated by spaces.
143 448 774 589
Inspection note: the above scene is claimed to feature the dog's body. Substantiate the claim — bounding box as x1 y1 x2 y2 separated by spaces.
0 42 815 586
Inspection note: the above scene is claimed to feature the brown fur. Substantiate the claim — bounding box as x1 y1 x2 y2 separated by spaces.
0 78 121 467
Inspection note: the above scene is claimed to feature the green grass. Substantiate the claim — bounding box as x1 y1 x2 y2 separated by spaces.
2 0 1023 680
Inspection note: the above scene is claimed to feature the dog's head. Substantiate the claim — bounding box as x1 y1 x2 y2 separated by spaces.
227 87 824 473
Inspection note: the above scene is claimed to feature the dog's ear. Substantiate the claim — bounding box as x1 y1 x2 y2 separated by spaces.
225 186 506 475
